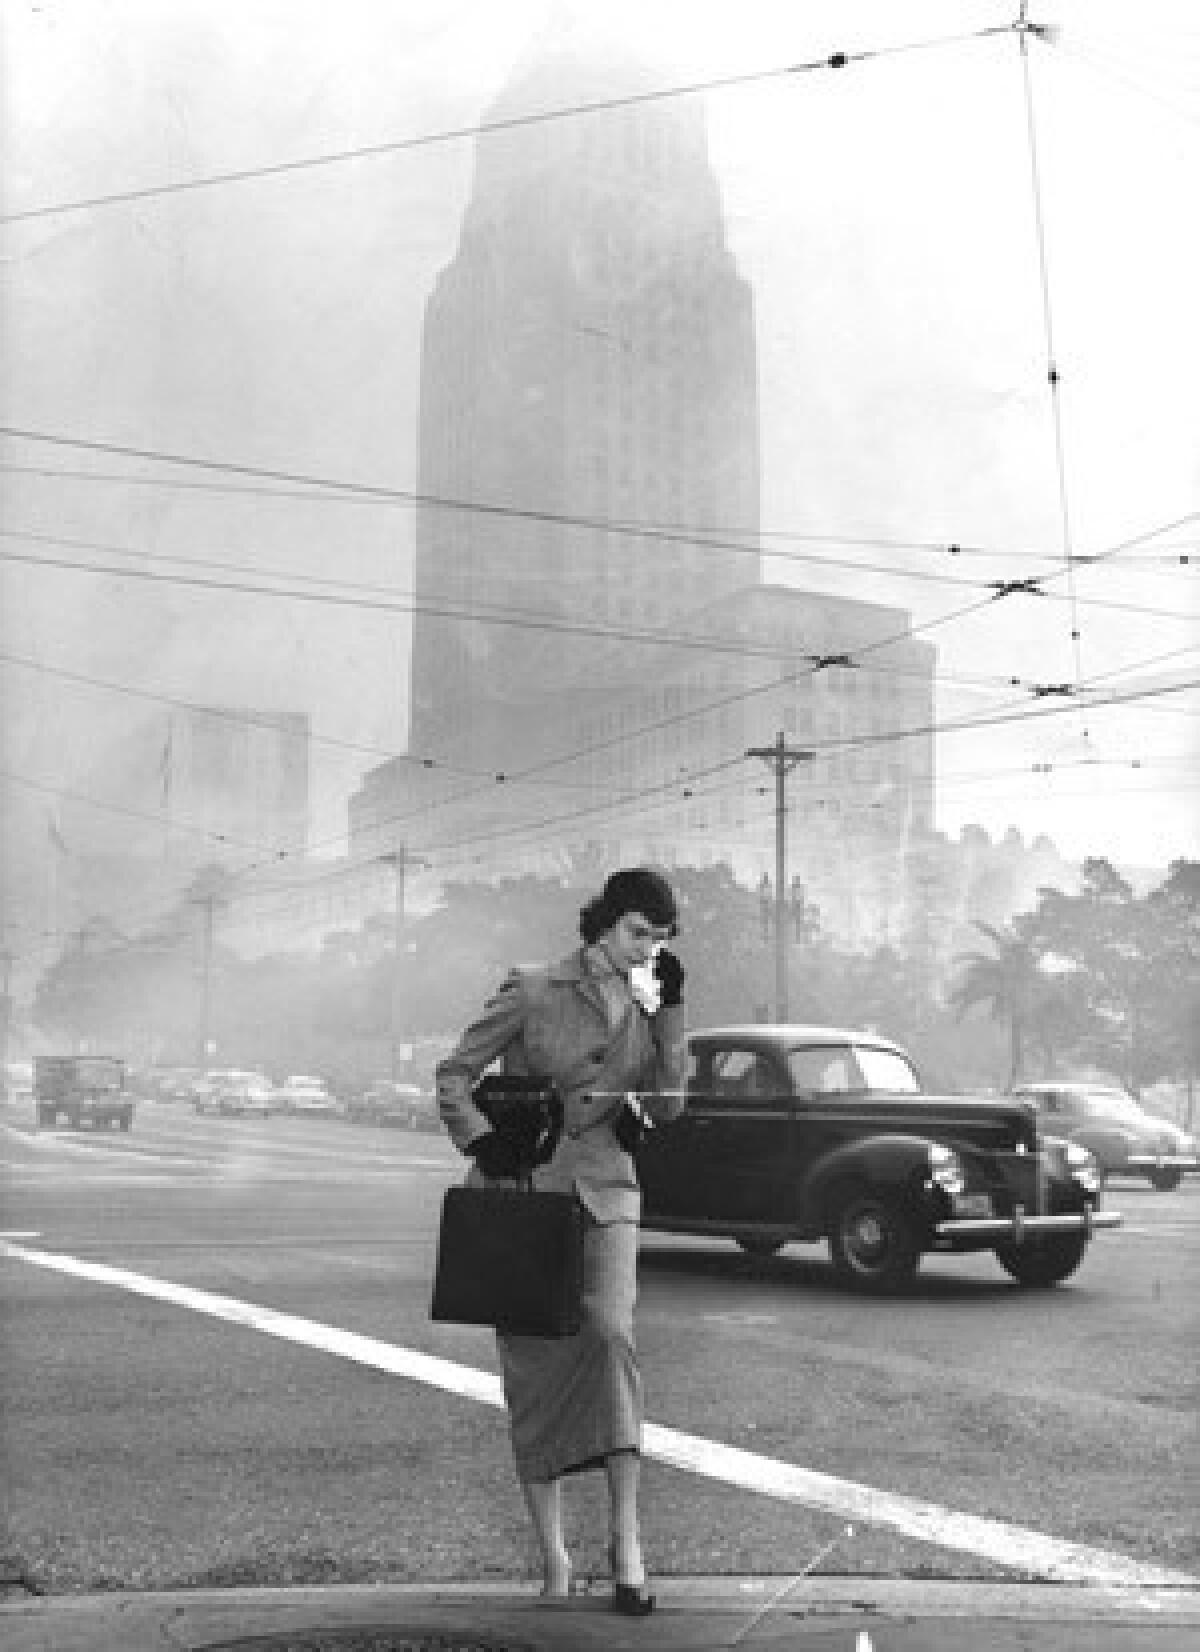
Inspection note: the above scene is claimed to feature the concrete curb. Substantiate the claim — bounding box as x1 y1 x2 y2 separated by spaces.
2 1577 1199 1651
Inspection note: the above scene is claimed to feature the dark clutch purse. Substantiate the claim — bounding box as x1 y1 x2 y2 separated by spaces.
430 1074 583 1337
472 1073 564 1167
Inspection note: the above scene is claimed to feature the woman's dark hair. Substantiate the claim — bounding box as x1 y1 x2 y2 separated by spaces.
579 866 678 944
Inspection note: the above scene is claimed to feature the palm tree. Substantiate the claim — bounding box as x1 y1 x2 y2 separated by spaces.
948 919 1050 1088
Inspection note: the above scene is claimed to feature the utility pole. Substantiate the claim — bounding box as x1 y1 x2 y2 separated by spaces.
378 847 429 1079
196 894 216 1068
747 732 814 1022
187 872 228 1069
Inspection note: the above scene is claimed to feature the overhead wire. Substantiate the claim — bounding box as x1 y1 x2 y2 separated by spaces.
5 458 1196 574
6 14 1196 950
4 426 1196 603
298 670 1200 872
8 602 1193 900
0 22 1015 226
1017 10 1087 709
4 519 1194 628
17 699 1195 945
11 669 1194 915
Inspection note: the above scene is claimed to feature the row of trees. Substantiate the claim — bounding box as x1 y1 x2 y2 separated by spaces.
30 856 1198 1107
949 858 1199 1096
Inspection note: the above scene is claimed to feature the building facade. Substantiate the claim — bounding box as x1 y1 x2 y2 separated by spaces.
407 30 760 771
164 707 310 867
351 27 937 950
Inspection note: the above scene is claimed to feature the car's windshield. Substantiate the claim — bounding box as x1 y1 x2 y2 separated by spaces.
1079 1090 1150 1124
854 1045 922 1093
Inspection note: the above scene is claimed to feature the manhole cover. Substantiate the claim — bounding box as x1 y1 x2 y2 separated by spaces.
205 1631 533 1652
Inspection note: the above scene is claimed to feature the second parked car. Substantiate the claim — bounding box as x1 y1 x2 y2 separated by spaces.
1010 1081 1198 1191
211 1070 275 1117
273 1074 342 1118
346 1078 437 1130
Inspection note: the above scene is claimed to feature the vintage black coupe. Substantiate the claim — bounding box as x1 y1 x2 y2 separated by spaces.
636 1025 1120 1291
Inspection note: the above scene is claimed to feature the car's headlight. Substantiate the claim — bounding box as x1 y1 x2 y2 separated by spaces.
1064 1139 1101 1191
928 1142 966 1196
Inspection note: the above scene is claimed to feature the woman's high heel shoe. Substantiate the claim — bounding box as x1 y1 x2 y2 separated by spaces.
609 1541 656 1617
614 1580 656 1617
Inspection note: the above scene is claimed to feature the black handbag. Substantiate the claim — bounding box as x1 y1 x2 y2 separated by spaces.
430 1074 583 1337
430 1184 585 1337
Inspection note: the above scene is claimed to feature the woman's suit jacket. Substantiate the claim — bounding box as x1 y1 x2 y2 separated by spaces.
436 947 687 1224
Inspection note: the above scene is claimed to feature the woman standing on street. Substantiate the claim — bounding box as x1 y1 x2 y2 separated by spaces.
435 866 686 1615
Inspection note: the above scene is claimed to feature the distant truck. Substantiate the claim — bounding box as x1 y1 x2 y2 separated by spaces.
34 1056 134 1132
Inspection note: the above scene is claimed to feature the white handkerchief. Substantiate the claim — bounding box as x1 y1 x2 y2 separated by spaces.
630 959 661 1015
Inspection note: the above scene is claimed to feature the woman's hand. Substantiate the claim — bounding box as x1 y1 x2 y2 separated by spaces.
652 948 685 1007
613 1096 651 1154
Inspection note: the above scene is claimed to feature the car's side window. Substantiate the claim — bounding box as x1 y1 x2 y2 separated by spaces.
710 1048 776 1105
788 1046 857 1097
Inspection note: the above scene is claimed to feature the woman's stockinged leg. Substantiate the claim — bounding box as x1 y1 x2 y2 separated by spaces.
605 1448 645 1586
519 1474 570 1597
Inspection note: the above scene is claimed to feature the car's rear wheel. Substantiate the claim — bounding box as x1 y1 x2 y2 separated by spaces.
1148 1166 1182 1192
734 1234 784 1259
828 1187 920 1292
995 1232 1088 1287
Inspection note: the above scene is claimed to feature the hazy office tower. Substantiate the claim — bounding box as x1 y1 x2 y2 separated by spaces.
408 28 760 768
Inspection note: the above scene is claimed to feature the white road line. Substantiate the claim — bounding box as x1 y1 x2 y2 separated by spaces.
1 1123 448 1178
0 1123 207 1168
2 1238 1193 1591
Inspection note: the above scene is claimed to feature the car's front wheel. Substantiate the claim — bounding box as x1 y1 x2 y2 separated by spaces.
828 1186 920 1292
995 1232 1088 1288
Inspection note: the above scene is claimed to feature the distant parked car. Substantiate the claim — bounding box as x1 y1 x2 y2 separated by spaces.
211 1071 275 1118
273 1074 342 1118
346 1078 437 1130
147 1065 203 1103
189 1071 224 1113
192 1069 269 1116
1011 1081 1198 1191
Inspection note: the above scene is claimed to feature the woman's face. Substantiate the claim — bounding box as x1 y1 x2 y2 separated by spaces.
600 910 674 976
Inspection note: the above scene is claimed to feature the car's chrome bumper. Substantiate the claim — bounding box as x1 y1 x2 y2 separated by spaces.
935 1206 1122 1241
1126 1153 1198 1170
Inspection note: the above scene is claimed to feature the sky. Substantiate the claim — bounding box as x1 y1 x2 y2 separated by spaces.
1 0 1198 977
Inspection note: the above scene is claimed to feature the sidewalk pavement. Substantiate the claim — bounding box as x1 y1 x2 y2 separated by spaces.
3 1576 1199 1651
